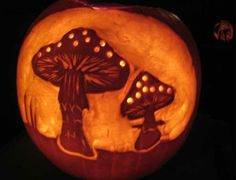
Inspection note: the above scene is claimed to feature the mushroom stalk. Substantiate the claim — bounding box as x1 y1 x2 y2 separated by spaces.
135 107 162 150
58 69 93 155
143 107 159 132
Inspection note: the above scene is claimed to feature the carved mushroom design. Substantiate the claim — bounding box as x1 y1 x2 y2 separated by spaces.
32 28 130 156
121 72 175 150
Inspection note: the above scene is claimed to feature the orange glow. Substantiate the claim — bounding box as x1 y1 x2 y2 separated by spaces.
46 47 51 53
57 42 62 48
158 85 164 92
94 46 100 53
135 92 141 99
68 33 75 39
17 7 198 156
136 81 142 88
106 51 113 58
85 37 91 43
119 60 126 67
73 40 79 47
142 75 148 81
127 97 134 104
142 86 148 93
149 86 155 93
100 40 106 47
82 30 88 35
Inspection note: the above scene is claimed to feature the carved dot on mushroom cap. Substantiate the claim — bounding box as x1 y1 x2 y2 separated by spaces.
142 75 148 81
82 30 88 36
73 40 79 47
106 51 113 58
85 37 91 43
119 60 126 67
142 86 148 93
57 42 62 48
167 87 173 94
68 33 75 39
135 92 142 99
127 97 134 104
136 81 142 88
94 46 100 53
149 86 156 93
37 52 42 58
46 47 51 53
100 40 106 47
158 85 164 92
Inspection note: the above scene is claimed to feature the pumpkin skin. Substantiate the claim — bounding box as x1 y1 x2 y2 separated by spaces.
17 0 201 179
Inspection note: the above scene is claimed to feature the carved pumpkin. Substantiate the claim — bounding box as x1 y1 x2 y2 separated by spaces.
17 0 201 179
214 20 234 42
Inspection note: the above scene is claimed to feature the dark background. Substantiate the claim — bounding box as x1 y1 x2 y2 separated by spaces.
0 0 235 179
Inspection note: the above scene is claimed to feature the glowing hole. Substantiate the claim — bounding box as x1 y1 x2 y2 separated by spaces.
167 87 173 94
68 33 75 39
119 60 126 67
135 92 142 99
158 85 164 92
94 46 100 53
73 40 79 47
142 75 148 81
85 37 91 43
149 86 156 93
142 86 148 93
127 97 134 104
82 30 88 35
106 51 113 58
37 52 42 58
46 47 51 53
57 42 62 48
136 81 142 88
100 40 106 47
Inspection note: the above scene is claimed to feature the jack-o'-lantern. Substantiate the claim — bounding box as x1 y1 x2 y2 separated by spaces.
214 20 234 42
17 0 201 179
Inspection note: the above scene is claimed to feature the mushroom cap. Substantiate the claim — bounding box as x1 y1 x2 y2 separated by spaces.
32 28 130 93
121 72 175 119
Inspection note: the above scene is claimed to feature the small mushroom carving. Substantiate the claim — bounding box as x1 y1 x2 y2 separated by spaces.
32 28 130 156
121 72 175 150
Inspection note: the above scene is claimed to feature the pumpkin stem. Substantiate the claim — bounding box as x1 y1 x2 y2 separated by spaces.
58 70 93 156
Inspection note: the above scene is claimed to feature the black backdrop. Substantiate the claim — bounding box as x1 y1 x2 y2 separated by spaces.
0 0 235 179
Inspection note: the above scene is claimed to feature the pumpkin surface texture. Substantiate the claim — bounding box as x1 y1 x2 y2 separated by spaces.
17 0 201 179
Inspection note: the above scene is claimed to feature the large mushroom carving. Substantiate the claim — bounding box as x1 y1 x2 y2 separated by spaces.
32 28 130 156
121 72 175 150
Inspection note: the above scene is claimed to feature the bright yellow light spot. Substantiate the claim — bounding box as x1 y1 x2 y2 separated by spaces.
119 60 126 67
82 30 88 35
142 86 148 93
94 46 100 53
106 51 113 58
57 42 62 48
136 81 142 88
46 47 51 53
37 52 42 58
85 37 91 43
135 92 141 99
100 40 106 47
158 85 164 92
68 33 75 39
149 86 156 93
73 40 79 47
127 97 134 104
142 75 148 81
167 87 173 94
